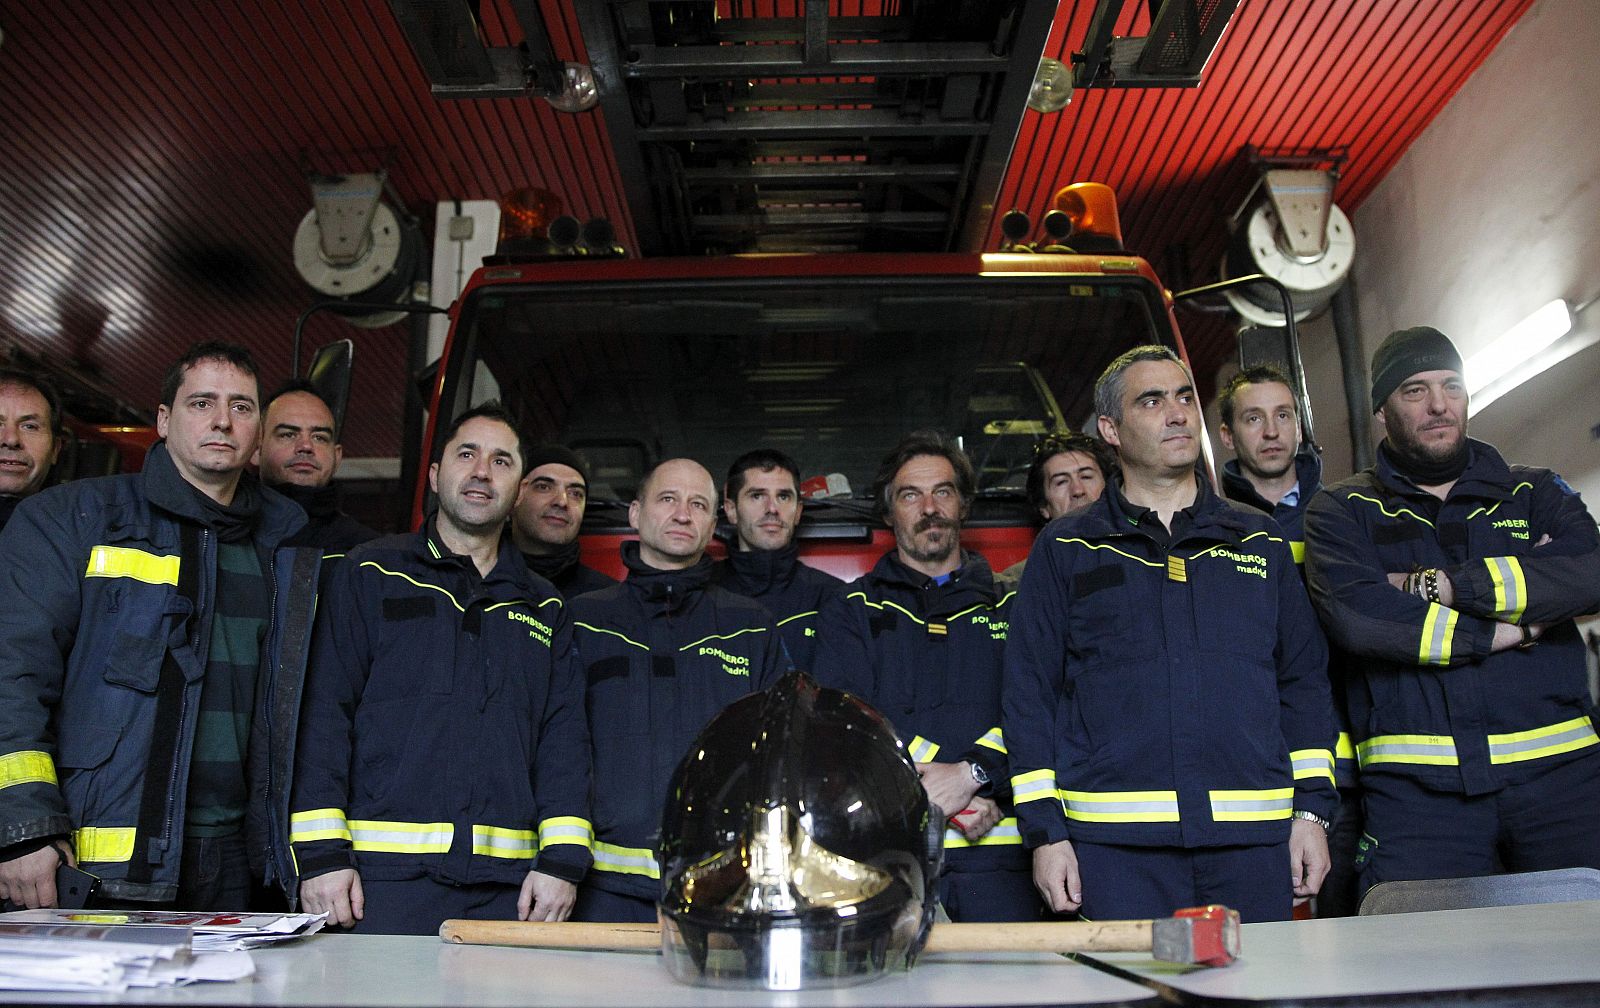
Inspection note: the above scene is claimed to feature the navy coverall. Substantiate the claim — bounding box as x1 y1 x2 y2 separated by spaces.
814 550 1039 921
1304 439 1600 890
1004 479 1337 923
711 541 843 673
570 543 788 921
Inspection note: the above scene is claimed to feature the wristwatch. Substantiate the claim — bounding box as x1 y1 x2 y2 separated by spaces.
1291 809 1332 833
968 761 990 787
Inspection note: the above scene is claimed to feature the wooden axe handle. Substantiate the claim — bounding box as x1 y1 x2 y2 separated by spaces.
440 919 1157 955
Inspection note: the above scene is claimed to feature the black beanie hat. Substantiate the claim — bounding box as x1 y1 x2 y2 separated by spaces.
1370 326 1464 412
523 444 590 485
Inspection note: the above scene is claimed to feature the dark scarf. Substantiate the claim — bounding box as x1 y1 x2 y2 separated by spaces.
523 538 583 583
1381 438 1469 489
270 481 340 523
189 474 262 543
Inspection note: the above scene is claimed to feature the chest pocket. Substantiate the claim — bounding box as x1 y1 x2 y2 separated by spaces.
1065 562 1132 661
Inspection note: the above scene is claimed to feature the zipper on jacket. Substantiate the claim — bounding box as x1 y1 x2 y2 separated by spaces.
162 526 209 858
261 547 283 887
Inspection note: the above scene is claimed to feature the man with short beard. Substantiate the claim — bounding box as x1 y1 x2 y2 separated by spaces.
511 445 616 599
1305 326 1600 894
255 381 379 556
814 430 1038 921
711 448 842 671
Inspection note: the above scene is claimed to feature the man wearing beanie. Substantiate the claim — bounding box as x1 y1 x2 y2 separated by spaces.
512 444 616 599
1304 325 1600 896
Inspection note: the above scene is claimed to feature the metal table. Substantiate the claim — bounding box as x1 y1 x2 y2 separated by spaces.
1 932 1157 1007
1078 899 1600 1006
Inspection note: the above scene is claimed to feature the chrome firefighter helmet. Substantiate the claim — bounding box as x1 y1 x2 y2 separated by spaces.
657 669 943 990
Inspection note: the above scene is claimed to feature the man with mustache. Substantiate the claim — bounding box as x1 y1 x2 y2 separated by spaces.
569 458 787 922
814 430 1038 921
291 404 590 933
511 445 615 599
0 368 63 532
1304 326 1600 894
1005 346 1335 923
0 342 320 911
711 448 842 671
255 381 378 556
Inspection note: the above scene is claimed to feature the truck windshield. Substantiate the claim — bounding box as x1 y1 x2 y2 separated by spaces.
437 268 1174 526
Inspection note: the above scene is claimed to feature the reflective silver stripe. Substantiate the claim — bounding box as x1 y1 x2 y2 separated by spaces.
1010 771 1057 803
592 843 661 878
289 814 351 843
1208 789 1294 821
1420 603 1457 666
1290 749 1335 781
975 727 1006 753
1357 735 1459 767
472 828 536 857
349 821 454 853
907 736 940 763
942 819 1022 848
539 821 594 845
1061 791 1180 823
1487 718 1600 764
1486 555 1526 622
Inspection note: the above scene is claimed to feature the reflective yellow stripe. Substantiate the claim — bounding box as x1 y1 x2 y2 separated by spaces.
473 825 537 858
573 622 650 651
1419 602 1458 666
85 545 179 586
1289 748 1335 784
1209 788 1294 822
0 751 56 789
539 816 594 849
1290 540 1306 564
906 736 940 763
1334 732 1358 785
975 727 1006 754
75 827 136 863
1010 769 1057 804
1061 790 1180 823
1488 716 1600 764
349 820 453 854
942 817 1023 849
1358 733 1460 767
289 808 352 843
1485 556 1528 623
592 842 660 878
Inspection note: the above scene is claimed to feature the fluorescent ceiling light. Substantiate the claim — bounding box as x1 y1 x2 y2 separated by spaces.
1465 299 1571 396
1465 298 1587 417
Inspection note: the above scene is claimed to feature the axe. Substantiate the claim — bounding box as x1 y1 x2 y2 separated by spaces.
440 904 1239 967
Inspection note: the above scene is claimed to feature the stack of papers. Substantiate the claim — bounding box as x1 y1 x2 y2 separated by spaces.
0 909 327 992
0 921 253 993
0 908 327 952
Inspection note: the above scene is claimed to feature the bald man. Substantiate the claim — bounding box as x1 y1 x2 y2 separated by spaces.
569 464 787 921
568 459 790 922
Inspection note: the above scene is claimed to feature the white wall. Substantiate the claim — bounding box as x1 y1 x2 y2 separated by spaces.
1349 0 1600 502
1309 0 1600 694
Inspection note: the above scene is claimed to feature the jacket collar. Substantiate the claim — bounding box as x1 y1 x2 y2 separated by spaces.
414 513 541 598
139 441 305 548
1069 470 1250 545
1221 445 1322 514
621 539 713 611
866 547 1000 607
719 540 800 593
1375 437 1516 502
